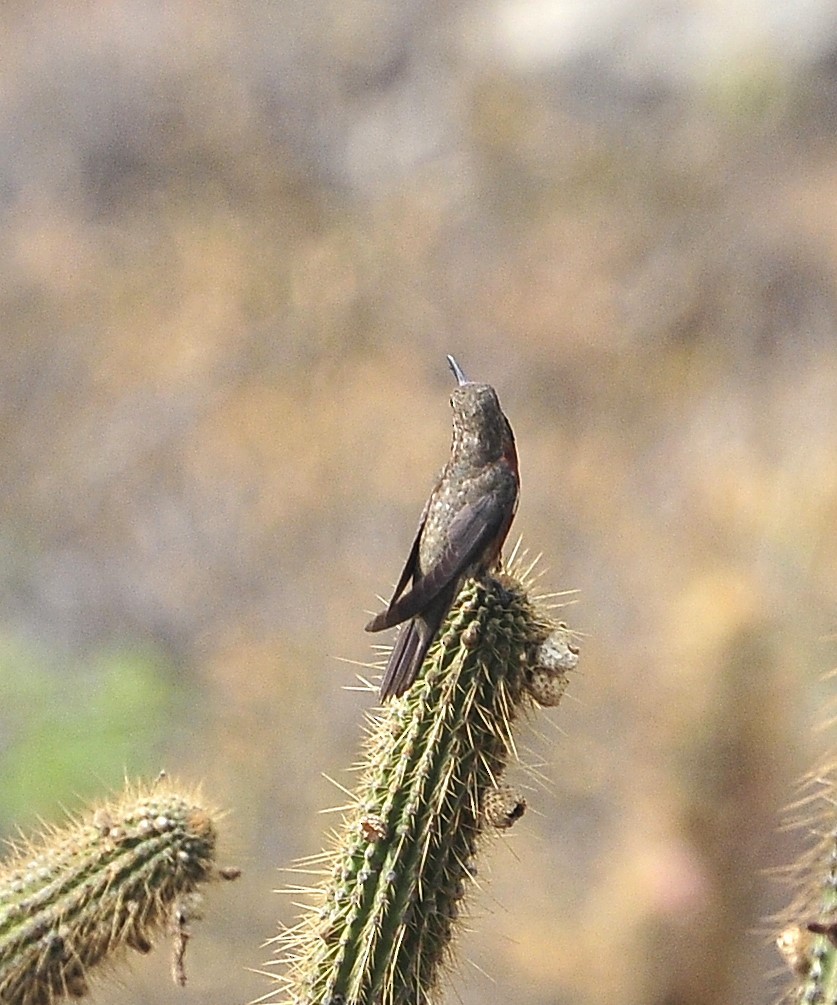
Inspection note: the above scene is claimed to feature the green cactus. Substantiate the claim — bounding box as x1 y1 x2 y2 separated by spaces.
775 768 837 1005
0 563 576 1005
268 568 579 1005
0 778 236 1005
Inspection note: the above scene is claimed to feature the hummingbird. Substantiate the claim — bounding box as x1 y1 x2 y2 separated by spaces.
366 355 520 701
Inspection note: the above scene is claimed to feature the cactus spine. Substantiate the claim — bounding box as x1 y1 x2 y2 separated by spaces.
776 769 837 1004
271 569 578 1005
0 779 229 1005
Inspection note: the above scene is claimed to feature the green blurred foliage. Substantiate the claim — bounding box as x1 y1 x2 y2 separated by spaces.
0 638 175 824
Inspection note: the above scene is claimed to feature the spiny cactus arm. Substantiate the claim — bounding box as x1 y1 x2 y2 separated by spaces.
776 771 837 1004
270 568 579 1005
0 778 238 1005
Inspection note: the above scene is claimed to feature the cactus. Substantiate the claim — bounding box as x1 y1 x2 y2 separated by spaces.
0 778 237 1005
268 568 579 1005
0 562 576 1005
775 767 837 1004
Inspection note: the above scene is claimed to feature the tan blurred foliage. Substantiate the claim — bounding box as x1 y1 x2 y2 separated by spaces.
1 3 837 1005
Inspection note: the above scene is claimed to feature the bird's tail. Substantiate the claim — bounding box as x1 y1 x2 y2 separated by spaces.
378 618 429 701
378 585 453 701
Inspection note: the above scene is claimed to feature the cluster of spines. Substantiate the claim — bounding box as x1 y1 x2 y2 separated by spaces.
0 779 231 1005
270 570 578 1005
775 769 837 1004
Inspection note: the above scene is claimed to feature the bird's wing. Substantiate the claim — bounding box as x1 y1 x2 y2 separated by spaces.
391 495 431 600
365 496 429 631
365 493 506 632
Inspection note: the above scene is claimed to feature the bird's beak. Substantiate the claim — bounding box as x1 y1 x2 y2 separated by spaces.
447 355 468 386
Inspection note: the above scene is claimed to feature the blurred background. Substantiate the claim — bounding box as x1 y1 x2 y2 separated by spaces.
1 2 837 1003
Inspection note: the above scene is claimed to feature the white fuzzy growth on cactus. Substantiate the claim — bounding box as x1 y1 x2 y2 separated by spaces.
525 625 578 707
483 785 527 829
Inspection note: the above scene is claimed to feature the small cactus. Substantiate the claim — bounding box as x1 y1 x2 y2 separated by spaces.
268 568 579 1005
0 778 236 1005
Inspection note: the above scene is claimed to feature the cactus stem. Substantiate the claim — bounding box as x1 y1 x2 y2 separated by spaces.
0 778 237 1005
266 557 579 1005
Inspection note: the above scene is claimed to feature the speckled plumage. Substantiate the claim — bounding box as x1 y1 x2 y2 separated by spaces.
366 359 519 700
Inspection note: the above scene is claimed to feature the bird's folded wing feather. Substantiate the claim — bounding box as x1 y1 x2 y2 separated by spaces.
387 496 430 604
365 493 506 632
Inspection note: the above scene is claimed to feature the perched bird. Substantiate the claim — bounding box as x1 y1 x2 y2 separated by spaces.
366 355 519 700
